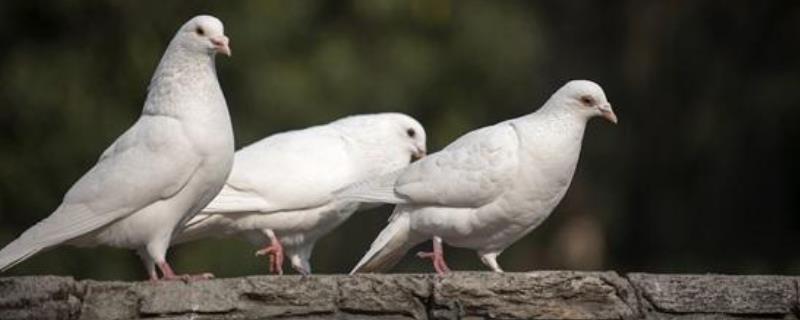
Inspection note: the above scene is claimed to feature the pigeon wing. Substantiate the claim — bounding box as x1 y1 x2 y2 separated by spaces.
338 122 519 209
203 127 355 214
0 117 201 271
394 122 519 208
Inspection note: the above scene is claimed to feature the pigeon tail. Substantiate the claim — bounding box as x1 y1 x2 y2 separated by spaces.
172 213 225 245
350 207 423 274
0 205 116 272
335 169 406 205
0 243 43 272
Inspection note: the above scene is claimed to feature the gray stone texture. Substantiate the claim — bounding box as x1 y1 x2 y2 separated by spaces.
0 272 797 319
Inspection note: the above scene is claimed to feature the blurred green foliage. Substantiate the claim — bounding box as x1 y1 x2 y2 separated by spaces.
0 1 798 280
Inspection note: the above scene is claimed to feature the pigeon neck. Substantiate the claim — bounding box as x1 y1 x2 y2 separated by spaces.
143 46 220 117
508 108 587 212
514 103 589 170
523 101 588 133
150 45 217 87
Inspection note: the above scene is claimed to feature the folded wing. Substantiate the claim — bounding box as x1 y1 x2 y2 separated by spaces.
0 117 201 271
337 122 519 209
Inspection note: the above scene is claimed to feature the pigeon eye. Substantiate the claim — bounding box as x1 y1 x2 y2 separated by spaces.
195 27 205 36
406 128 416 138
580 95 595 106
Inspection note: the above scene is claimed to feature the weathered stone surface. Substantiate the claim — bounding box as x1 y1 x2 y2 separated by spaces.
339 274 432 319
136 278 241 315
643 314 799 320
629 273 797 314
0 275 82 320
431 271 638 319
79 281 138 320
237 275 339 318
0 272 797 319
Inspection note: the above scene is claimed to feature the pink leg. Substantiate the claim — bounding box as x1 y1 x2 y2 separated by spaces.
416 236 451 275
255 230 284 275
155 261 214 282
157 261 178 280
148 269 159 282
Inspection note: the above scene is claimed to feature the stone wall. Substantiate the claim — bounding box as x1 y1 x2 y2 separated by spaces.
0 272 797 319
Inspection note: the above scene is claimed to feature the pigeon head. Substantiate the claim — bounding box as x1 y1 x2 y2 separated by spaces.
175 15 231 57
392 114 428 162
365 113 427 163
334 113 427 165
553 80 617 124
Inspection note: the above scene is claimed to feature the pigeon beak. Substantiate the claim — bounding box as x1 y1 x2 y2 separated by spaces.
412 147 426 162
599 103 618 124
211 36 231 57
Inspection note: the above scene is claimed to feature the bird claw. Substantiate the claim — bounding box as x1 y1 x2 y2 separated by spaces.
154 272 214 283
416 250 451 275
152 261 213 282
293 265 311 276
192 272 215 280
256 243 284 275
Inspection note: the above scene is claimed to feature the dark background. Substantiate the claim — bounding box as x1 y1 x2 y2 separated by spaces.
0 1 798 280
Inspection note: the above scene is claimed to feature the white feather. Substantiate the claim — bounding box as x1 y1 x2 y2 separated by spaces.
172 113 427 274
351 80 617 273
0 15 235 277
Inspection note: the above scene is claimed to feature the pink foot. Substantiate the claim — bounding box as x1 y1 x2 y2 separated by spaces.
416 237 450 275
417 251 451 275
256 241 284 275
154 262 214 282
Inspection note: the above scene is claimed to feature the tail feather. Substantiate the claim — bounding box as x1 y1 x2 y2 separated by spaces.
172 212 231 245
203 186 271 214
350 208 423 274
0 245 44 272
335 169 406 205
0 205 114 272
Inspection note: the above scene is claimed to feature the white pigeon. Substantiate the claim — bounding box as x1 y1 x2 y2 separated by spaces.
173 113 427 275
0 15 234 281
340 80 617 274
